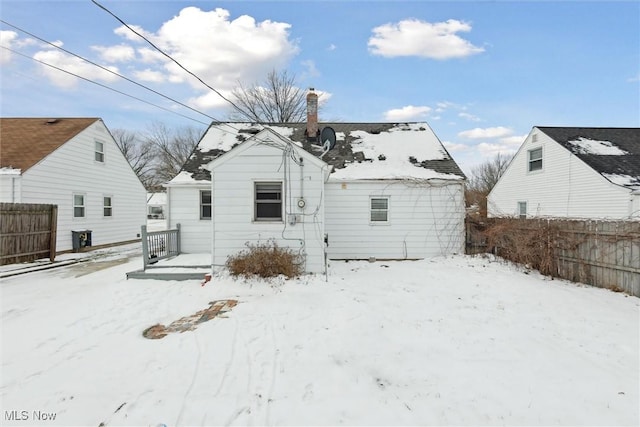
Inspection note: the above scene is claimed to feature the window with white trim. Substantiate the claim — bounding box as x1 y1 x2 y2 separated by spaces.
200 190 211 220
518 201 527 219
370 197 389 222
73 194 85 218
103 196 113 217
528 147 542 172
255 182 282 221
95 140 105 162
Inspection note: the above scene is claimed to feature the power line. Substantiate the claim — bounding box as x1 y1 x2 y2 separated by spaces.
0 18 219 123
91 0 256 123
1 45 211 126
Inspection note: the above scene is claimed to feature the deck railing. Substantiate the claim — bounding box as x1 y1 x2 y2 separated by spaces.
141 224 180 270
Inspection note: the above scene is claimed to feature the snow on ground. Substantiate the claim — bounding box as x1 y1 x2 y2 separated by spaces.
1 254 638 426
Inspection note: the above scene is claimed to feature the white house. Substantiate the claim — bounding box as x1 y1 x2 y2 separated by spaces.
165 94 466 274
147 192 167 219
488 127 640 220
0 118 147 252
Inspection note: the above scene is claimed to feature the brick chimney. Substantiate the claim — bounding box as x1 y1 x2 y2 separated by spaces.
306 88 318 142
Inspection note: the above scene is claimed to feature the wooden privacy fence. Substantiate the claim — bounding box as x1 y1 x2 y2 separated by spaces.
469 217 640 297
0 203 58 265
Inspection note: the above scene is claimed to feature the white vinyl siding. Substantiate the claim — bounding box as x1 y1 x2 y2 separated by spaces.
205 134 326 273
489 128 635 219
167 185 211 253
73 194 85 218
19 120 146 251
325 180 465 260
370 197 389 222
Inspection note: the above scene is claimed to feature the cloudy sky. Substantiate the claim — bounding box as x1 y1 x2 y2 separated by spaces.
1 0 638 174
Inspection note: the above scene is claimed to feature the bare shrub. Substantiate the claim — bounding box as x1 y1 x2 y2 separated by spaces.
226 241 303 279
483 218 571 277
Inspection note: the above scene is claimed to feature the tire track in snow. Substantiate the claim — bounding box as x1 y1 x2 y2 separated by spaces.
175 332 202 427
215 316 239 397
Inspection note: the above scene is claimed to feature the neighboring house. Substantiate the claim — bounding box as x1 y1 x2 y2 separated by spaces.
165 92 466 273
0 118 147 252
488 127 640 220
147 192 166 219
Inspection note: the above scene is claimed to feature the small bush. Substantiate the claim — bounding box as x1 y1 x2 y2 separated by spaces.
226 240 303 279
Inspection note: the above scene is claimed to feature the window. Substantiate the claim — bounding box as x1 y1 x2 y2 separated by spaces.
370 197 389 222
95 140 105 162
518 201 527 219
103 196 112 217
73 194 85 218
528 147 542 172
255 182 282 221
200 190 211 220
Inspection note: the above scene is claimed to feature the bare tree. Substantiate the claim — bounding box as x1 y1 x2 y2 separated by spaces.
112 128 158 190
466 153 512 216
144 122 202 183
230 69 307 123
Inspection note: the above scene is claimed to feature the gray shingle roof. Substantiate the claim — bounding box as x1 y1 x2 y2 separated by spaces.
178 122 466 182
538 127 640 189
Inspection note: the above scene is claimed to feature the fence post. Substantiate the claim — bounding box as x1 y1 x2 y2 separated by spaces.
176 223 181 254
141 225 148 271
49 205 58 262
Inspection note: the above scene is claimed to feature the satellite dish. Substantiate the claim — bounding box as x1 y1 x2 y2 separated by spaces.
320 127 336 150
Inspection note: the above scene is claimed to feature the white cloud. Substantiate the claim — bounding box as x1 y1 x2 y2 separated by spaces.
91 44 135 63
0 30 18 64
384 105 432 121
476 141 519 158
368 19 484 59
628 74 640 83
300 59 320 79
458 126 512 139
33 50 120 89
459 112 481 122
500 134 527 146
134 68 166 83
442 141 469 152
327 44 337 51
129 7 299 90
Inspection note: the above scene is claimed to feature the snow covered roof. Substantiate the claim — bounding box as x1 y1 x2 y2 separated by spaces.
172 122 465 184
538 127 640 190
146 192 167 205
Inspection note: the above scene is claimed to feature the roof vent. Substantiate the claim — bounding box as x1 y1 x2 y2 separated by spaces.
46 119 59 124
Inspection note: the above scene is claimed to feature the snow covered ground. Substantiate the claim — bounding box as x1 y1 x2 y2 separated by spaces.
1 252 638 426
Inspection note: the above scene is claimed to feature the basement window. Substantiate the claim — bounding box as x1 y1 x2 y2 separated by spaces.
370 197 389 223
200 190 211 220
255 182 282 221
95 140 105 163
528 147 542 172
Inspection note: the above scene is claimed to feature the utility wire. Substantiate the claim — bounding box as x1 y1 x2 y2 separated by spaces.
91 0 256 123
0 18 218 123
1 46 211 126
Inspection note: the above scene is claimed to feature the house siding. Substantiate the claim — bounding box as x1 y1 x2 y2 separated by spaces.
17 120 147 251
325 180 465 259
210 143 326 273
488 129 634 219
167 185 212 253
